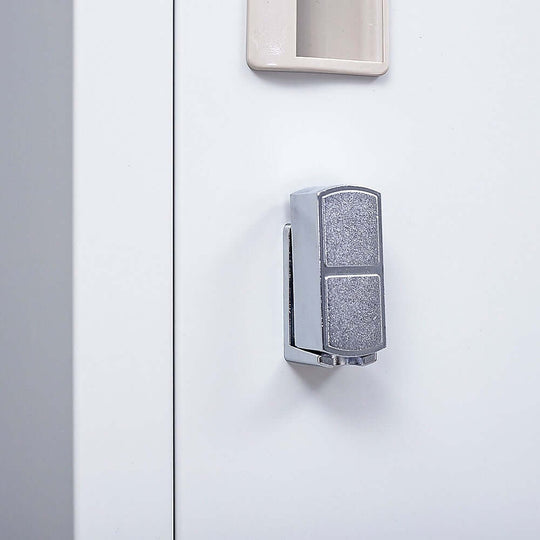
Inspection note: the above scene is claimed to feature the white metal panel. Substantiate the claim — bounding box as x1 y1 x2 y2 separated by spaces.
177 1 540 538
75 1 173 538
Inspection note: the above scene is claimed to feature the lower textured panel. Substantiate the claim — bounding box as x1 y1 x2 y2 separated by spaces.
325 274 383 353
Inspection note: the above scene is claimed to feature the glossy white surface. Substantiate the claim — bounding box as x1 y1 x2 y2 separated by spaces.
178 0 540 538
75 1 173 538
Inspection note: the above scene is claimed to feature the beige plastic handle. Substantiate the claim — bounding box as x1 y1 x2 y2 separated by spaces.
247 0 389 76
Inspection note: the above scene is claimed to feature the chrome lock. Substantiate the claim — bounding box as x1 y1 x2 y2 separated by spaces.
284 186 386 367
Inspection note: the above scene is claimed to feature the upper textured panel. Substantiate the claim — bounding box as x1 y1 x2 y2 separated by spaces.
321 190 380 267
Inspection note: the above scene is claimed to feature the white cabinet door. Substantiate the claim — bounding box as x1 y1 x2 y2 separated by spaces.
74 1 173 538
176 1 540 539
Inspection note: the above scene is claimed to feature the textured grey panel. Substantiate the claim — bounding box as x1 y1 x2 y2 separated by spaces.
325 275 383 352
322 190 380 267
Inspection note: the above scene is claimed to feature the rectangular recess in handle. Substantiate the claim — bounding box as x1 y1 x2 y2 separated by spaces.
247 0 389 76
